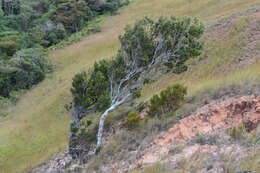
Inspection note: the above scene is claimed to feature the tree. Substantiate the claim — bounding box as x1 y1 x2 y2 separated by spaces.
1 0 21 16
0 0 127 101
0 48 51 97
71 16 204 155
52 0 93 33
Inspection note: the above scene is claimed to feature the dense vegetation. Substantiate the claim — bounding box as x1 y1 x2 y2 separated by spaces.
71 16 203 113
148 84 187 117
70 16 204 159
0 48 51 98
0 0 127 98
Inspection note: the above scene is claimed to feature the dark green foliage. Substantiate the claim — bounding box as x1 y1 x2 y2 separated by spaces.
0 48 51 97
119 16 204 71
0 0 125 98
44 25 67 46
119 19 155 67
71 16 203 114
51 0 93 33
148 84 187 117
132 89 141 98
154 16 204 71
0 0 125 51
71 60 111 111
0 34 21 57
87 0 128 13
1 0 21 15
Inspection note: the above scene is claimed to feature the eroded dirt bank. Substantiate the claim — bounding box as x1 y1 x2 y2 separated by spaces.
135 95 260 168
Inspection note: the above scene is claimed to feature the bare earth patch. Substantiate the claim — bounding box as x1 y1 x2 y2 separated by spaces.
134 95 260 168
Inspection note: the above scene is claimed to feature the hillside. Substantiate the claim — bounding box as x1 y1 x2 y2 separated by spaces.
0 0 260 173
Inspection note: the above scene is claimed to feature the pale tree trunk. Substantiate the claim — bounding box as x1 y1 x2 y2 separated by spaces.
94 95 130 153
95 105 116 153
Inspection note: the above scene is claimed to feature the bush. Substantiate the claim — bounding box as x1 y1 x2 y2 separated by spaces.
132 89 142 98
227 124 246 140
193 133 206 145
148 84 187 117
123 111 142 129
0 48 51 97
100 0 124 13
0 34 21 57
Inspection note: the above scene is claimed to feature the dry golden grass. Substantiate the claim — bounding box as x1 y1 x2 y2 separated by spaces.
0 0 260 172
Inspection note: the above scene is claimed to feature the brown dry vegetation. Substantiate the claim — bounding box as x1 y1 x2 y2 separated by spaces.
0 0 260 173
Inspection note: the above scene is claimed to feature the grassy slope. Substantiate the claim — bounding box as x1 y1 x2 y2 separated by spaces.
0 0 260 172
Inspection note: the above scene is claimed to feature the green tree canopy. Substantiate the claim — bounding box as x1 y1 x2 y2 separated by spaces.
70 16 204 157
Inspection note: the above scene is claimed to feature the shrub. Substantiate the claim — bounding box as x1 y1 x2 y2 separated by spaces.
148 84 187 117
100 0 128 13
123 111 142 129
193 133 206 145
227 124 246 140
0 48 51 97
0 34 21 57
132 89 142 98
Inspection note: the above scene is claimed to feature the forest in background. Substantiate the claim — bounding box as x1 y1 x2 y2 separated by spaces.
0 0 127 99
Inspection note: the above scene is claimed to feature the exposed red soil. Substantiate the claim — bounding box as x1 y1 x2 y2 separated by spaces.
135 95 260 167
